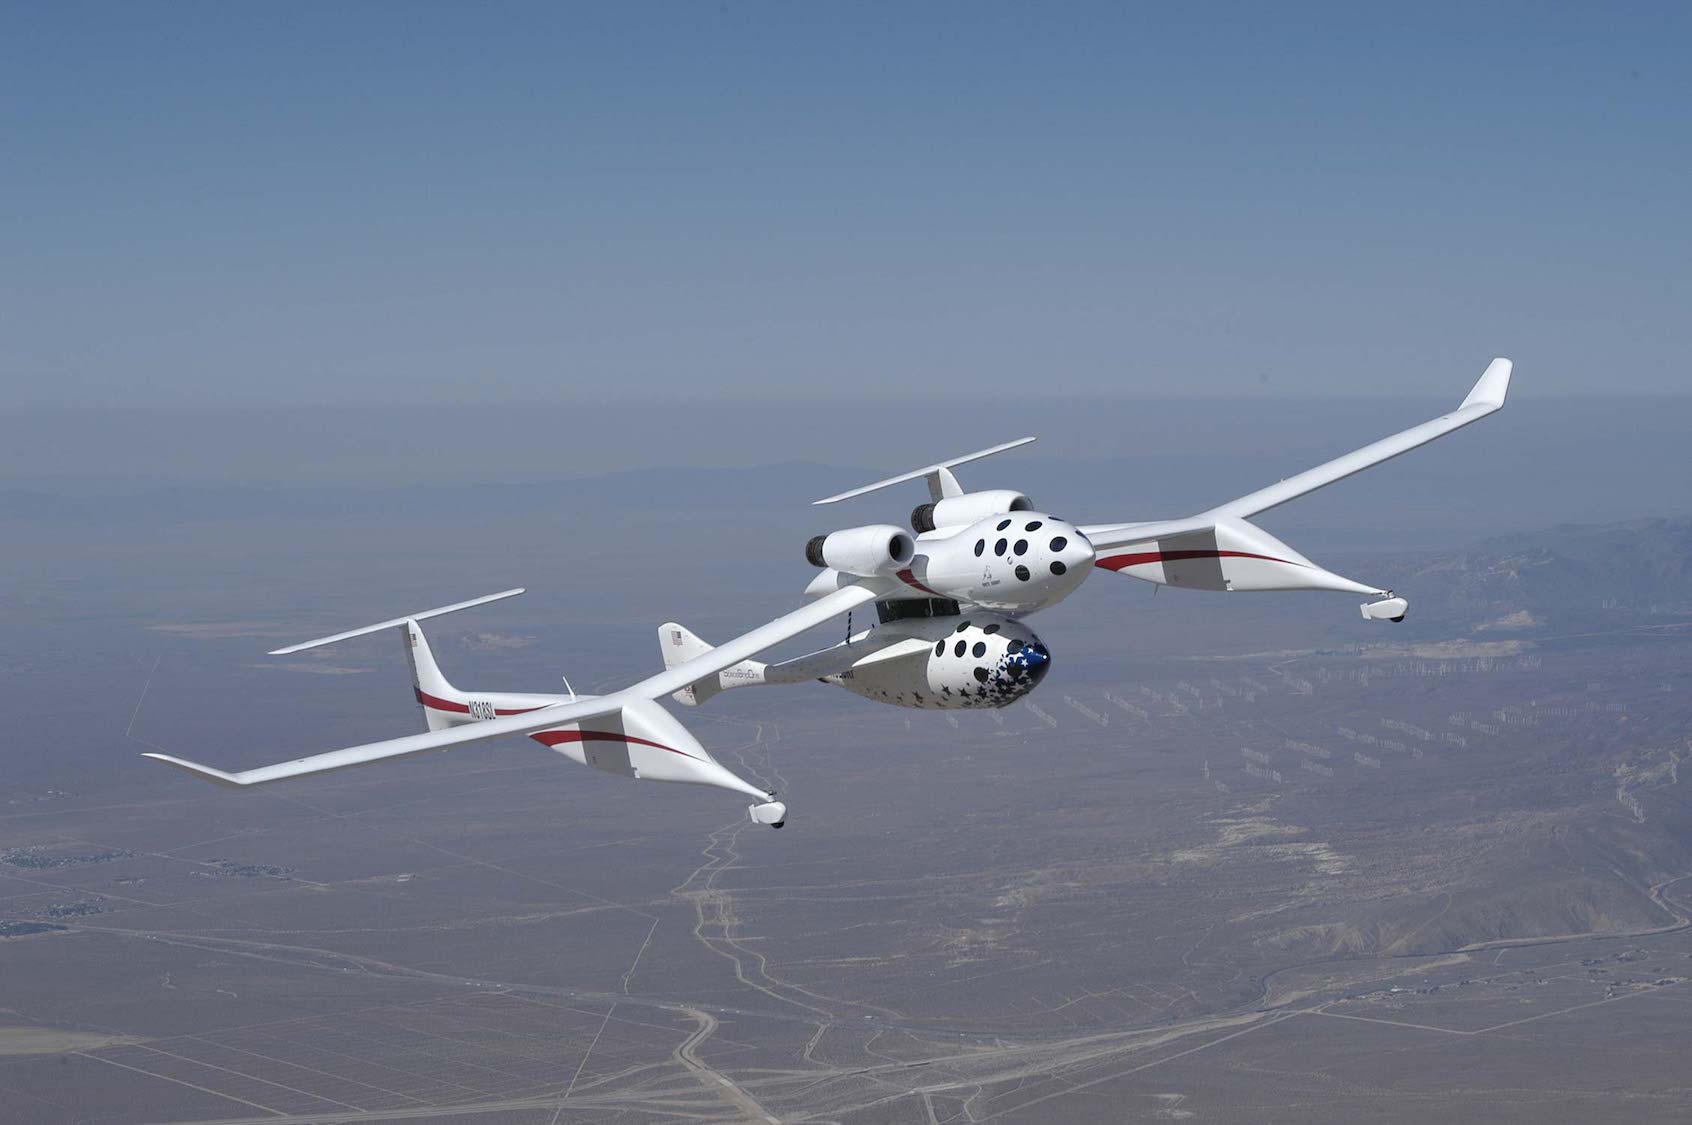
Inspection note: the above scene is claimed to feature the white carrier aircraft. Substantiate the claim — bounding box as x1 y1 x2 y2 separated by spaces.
146 359 1512 828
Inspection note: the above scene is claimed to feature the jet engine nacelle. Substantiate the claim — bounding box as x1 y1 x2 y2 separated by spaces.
804 524 915 577
834 614 1051 710
911 490 1033 533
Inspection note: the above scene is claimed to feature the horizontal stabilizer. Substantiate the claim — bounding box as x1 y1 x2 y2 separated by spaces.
268 589 525 655
813 437 1036 505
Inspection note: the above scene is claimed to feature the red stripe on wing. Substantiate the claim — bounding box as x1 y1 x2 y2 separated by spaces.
412 692 701 763
1094 549 1303 572
529 729 700 761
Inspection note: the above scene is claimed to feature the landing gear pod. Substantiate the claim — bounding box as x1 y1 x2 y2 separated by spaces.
1361 595 1408 622
749 799 787 828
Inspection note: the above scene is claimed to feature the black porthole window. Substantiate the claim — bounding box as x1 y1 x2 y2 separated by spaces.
1025 520 1043 532
974 539 985 557
1050 560 1067 576
954 640 967 657
995 538 1007 556
1050 536 1068 552
956 620 970 632
983 623 1001 635
1014 539 1028 555
934 640 945 656
997 518 1012 531
972 641 986 658
973 666 990 683
1014 564 1031 581
1007 638 1023 652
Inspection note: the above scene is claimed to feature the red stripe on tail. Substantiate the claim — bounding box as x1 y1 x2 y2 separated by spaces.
414 688 541 717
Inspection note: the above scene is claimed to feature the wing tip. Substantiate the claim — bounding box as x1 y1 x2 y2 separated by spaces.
142 752 248 788
1461 357 1513 411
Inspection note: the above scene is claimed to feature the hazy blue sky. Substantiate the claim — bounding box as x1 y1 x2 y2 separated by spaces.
3 3 1687 405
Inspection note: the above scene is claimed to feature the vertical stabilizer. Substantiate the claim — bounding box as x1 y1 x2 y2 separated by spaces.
660 623 720 706
658 623 767 706
401 620 461 731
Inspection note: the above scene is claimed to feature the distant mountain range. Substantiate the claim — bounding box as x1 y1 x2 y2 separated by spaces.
1372 517 1692 632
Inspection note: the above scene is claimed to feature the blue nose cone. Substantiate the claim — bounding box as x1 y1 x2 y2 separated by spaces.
1009 644 1051 685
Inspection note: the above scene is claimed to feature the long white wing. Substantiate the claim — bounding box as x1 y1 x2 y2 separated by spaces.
142 700 601 787
144 581 886 787
1082 358 1511 551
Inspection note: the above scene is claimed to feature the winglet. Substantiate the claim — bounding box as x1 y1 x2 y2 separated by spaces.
1459 357 1512 412
141 753 249 788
